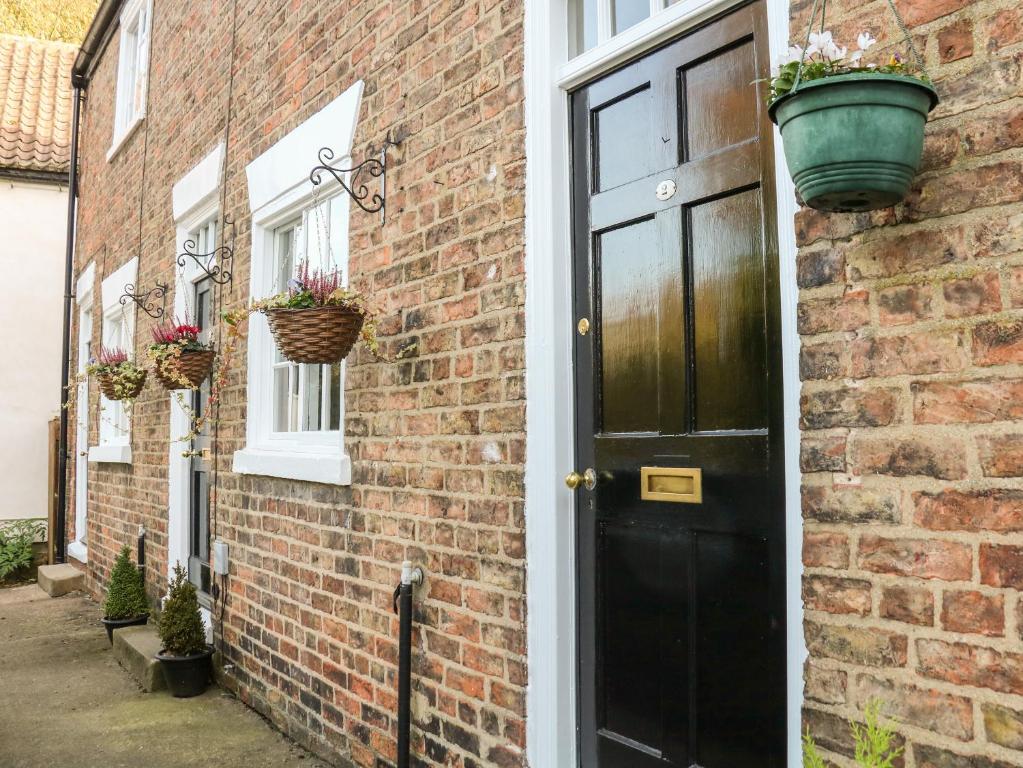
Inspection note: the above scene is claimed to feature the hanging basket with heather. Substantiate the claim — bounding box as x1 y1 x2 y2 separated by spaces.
260 261 379 365
766 0 939 212
88 346 147 401
147 319 215 390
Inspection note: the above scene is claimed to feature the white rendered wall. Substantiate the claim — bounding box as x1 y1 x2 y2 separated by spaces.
0 179 67 521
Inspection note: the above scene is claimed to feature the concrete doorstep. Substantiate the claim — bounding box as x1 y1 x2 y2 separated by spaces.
112 624 167 692
35 563 85 597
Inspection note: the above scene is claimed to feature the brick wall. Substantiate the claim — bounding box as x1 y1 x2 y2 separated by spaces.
795 0 1023 764
71 0 526 766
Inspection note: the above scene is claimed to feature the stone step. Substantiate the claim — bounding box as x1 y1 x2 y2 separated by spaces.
36 564 85 597
112 625 166 692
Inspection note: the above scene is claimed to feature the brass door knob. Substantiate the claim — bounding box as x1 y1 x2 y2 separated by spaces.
565 468 596 491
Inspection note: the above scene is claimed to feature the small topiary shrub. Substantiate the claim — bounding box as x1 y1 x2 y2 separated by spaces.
103 545 148 619
159 563 207 656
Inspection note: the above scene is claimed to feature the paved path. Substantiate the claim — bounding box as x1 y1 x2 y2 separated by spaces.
0 585 332 768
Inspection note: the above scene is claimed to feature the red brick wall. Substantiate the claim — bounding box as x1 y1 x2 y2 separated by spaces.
795 0 1023 764
71 0 526 765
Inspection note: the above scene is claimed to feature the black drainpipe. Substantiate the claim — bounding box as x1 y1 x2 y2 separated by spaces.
393 560 423 768
55 86 84 565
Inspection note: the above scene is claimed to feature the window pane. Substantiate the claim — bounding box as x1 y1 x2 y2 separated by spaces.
301 364 322 431
613 0 649 34
273 366 290 432
328 363 341 431
573 0 598 53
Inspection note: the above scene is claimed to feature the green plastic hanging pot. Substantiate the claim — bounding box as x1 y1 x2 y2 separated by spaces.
768 73 939 212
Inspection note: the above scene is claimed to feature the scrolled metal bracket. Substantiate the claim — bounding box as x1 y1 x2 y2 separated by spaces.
120 281 168 319
309 129 405 224
177 216 236 286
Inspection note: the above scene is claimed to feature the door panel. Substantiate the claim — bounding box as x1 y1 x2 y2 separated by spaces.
572 3 785 767
188 277 213 598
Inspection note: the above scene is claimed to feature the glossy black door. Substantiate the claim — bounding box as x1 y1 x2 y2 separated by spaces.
188 277 213 599
572 3 785 767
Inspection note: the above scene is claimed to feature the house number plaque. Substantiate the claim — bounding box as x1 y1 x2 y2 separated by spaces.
655 179 677 201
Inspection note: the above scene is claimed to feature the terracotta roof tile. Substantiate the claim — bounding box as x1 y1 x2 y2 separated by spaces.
0 34 76 175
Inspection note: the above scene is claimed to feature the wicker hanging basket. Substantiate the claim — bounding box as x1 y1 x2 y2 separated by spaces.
153 349 216 390
265 305 365 365
97 369 147 401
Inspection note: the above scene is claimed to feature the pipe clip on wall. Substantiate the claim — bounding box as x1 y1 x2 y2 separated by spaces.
393 560 424 768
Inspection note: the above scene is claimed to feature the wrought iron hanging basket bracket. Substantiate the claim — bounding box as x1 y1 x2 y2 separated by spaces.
177 215 236 287
120 281 169 319
309 129 405 224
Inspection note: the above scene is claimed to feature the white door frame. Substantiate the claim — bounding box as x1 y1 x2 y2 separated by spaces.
167 143 224 639
69 262 96 564
521 0 804 765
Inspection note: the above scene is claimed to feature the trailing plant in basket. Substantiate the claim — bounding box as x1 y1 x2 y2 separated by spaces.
88 346 147 401
147 318 215 390
104 546 149 620
158 563 207 656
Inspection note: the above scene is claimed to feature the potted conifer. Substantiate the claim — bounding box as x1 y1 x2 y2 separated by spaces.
101 546 149 644
154 564 213 697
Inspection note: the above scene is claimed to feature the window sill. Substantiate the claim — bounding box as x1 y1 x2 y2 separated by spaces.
88 444 132 464
67 541 88 563
232 446 352 485
107 114 145 162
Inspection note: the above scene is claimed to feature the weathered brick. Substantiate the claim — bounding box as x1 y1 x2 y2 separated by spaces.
915 743 1019 768
943 272 1001 318
980 544 1023 588
913 378 1023 424
804 661 847 705
851 673 973 740
802 486 901 525
974 319 1023 366
797 290 869 335
880 585 934 627
917 638 1023 695
800 435 846 473
899 0 969 26
803 531 850 569
801 387 898 430
803 575 872 616
937 18 974 62
915 489 1023 532
848 435 967 480
858 535 972 581
941 590 1004 637
805 621 908 667
877 284 934 326
850 332 967 378
983 702 1023 751
978 434 1023 477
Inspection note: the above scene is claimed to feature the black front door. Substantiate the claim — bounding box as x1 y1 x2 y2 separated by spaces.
189 277 213 598
571 3 785 766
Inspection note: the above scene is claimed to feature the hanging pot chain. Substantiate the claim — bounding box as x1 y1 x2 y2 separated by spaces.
792 0 930 93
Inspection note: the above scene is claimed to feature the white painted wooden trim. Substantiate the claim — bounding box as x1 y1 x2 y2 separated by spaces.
232 84 362 486
88 444 132 464
522 0 804 765
67 540 88 563
167 143 226 583
108 0 152 160
73 265 94 562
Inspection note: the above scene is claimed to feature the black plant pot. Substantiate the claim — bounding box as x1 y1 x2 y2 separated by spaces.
155 646 214 698
101 614 149 645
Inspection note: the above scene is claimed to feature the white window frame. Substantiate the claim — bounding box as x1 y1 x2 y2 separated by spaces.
108 0 152 160
233 81 363 486
88 257 138 464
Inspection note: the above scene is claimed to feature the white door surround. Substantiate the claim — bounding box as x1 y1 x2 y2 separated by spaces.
521 1 804 766
69 261 96 564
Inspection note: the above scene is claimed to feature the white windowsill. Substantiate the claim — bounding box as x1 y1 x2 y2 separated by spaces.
67 541 88 563
107 114 145 162
88 444 132 464
232 446 352 485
